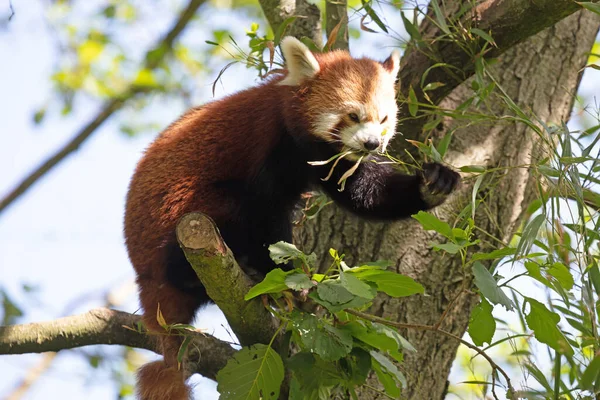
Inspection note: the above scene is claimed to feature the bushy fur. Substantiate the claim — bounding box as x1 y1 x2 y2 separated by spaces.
124 37 459 399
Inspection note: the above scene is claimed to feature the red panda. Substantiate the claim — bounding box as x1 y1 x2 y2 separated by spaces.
124 37 459 399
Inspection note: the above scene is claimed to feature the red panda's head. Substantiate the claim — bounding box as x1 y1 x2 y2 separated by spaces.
280 37 400 153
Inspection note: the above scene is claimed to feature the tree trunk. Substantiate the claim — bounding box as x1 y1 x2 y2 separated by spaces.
295 10 600 399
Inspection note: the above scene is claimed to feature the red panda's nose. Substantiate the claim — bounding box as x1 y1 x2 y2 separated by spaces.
363 139 380 151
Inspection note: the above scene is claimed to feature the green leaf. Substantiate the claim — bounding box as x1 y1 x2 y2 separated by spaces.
471 173 484 219
340 272 376 299
459 165 486 173
524 261 551 287
133 69 157 87
350 270 424 297
423 82 446 92
412 211 453 239
268 241 315 267
430 0 450 34
472 247 516 261
581 356 600 390
244 268 292 300
468 297 495 346
341 321 398 352
578 2 600 15
346 348 372 386
436 130 453 158
33 108 46 125
401 12 422 42
525 298 573 356
472 262 514 310
370 351 406 391
408 86 418 116
285 273 315 291
432 242 463 254
372 360 400 397
470 28 496 46
363 2 389 33
217 344 284 400
274 17 297 45
288 353 342 392
317 280 355 304
547 262 574 291
294 314 353 361
516 214 546 256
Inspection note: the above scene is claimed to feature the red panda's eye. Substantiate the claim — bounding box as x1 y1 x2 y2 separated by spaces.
381 116 388 124
348 113 360 123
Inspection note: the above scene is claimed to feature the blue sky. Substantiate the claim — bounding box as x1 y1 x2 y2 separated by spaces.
1 1 599 399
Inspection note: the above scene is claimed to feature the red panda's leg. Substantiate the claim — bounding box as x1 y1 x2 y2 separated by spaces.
137 278 202 400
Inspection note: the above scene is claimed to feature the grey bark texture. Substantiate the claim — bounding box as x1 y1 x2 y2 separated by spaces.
295 10 600 399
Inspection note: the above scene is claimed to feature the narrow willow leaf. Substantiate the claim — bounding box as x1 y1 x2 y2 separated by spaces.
470 28 497 46
578 2 600 15
581 356 600 390
471 173 484 219
401 12 421 41
472 262 514 310
412 211 453 239
436 130 453 158
408 86 418 116
516 214 546 256
430 0 450 34
274 16 297 45
472 247 516 261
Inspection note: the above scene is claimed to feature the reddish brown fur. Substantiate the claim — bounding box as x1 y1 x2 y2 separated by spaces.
125 50 406 399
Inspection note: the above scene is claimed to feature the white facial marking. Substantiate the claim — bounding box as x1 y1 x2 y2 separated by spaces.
312 113 340 141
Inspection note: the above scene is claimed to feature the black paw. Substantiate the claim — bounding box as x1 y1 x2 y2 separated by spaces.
420 163 461 195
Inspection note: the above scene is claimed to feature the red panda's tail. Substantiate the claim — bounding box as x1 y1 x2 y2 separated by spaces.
137 360 191 400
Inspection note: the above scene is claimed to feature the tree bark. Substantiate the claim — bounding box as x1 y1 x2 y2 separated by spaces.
295 10 600 399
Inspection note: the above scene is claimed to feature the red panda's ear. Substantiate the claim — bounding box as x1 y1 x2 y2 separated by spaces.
279 37 320 86
382 49 400 78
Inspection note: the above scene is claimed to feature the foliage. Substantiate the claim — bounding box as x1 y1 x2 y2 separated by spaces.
222 243 419 399
3 0 600 399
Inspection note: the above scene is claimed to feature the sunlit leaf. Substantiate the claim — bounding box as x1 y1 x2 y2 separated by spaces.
217 344 284 400
525 298 573 356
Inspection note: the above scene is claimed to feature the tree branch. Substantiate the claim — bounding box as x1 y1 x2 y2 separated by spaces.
176 212 278 346
395 0 600 142
0 0 207 216
0 308 236 380
258 0 322 46
325 0 348 50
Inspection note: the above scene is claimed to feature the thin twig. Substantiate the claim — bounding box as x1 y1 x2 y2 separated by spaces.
0 0 207 216
8 0 14 20
345 309 516 399
433 286 467 330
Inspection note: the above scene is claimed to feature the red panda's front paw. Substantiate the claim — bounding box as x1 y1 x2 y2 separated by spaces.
419 163 461 206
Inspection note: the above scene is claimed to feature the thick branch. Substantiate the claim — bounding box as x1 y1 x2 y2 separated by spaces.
176 212 277 346
258 0 322 46
396 0 600 141
0 308 235 380
0 0 207 216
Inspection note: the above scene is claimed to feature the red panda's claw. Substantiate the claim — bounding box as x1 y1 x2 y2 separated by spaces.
421 162 461 196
